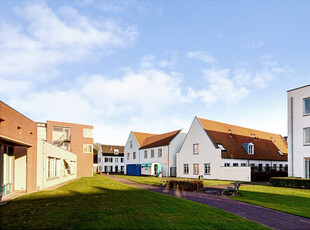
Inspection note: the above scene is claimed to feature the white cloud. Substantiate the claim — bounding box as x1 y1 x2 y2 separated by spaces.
0 3 138 80
187 51 217 64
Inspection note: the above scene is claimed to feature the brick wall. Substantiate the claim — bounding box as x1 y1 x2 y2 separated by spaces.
0 101 38 192
46 120 94 177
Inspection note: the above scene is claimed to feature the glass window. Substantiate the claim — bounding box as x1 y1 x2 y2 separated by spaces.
151 150 154 158
133 152 136 159
121 158 124 163
248 144 254 154
304 98 310 115
183 164 189 174
115 158 118 163
224 163 230 167
114 149 119 155
305 158 310 179
83 144 93 153
204 163 211 174
127 153 130 160
193 164 199 174
217 144 225 151
241 163 246 166
193 144 199 154
83 128 93 138
130 141 133 148
144 150 147 159
158 149 162 158
304 128 310 145
233 163 238 167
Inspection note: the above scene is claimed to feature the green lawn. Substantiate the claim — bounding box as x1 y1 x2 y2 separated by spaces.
0 175 267 229
231 185 310 219
117 175 233 186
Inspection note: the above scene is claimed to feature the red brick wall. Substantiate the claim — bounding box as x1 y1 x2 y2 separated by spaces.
0 101 38 192
46 120 93 177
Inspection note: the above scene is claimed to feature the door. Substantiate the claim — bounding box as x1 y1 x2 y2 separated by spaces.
170 167 176 177
154 164 158 175
115 165 118 173
1 146 13 196
14 154 27 190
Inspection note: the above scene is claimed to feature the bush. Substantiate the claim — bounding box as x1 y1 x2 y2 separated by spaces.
270 177 310 189
251 170 287 182
166 179 204 191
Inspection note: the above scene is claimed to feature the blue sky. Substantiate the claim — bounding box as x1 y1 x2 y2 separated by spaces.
1 0 309 144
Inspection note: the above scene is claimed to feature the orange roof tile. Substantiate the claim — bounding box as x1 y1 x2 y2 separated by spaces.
197 117 288 161
140 130 182 149
132 131 156 146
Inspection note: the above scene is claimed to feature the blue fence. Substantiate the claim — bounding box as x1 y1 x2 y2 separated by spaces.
126 164 141 176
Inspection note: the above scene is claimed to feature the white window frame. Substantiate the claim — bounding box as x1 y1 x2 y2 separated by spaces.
204 163 211 175
151 150 154 158
130 141 133 148
193 143 199 154
233 163 238 167
133 152 136 160
114 149 119 155
144 150 147 159
224 163 230 167
158 148 162 158
83 144 93 153
183 164 189 174
241 163 246 166
248 143 254 155
304 128 310 145
127 153 130 160
83 128 93 138
304 97 310 116
193 163 199 174
115 158 119 163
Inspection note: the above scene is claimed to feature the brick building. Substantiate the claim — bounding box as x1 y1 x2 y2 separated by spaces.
0 101 38 196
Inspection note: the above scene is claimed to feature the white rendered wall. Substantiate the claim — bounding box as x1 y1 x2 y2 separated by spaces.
220 167 251 182
288 86 310 178
124 132 140 174
98 154 124 173
222 158 287 168
14 153 26 190
177 117 222 179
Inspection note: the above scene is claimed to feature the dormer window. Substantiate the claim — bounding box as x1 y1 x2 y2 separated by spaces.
114 149 119 155
217 143 226 151
278 150 284 156
248 143 254 155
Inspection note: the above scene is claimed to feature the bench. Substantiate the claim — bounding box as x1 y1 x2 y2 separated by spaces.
227 182 241 196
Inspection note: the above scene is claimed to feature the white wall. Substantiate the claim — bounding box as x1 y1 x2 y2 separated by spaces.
288 85 310 178
37 140 77 190
222 158 287 168
124 132 140 174
14 154 26 190
140 146 169 176
220 167 251 182
98 155 124 173
177 117 222 179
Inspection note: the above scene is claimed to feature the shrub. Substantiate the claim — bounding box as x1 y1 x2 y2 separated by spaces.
251 170 287 182
270 177 310 189
166 179 204 191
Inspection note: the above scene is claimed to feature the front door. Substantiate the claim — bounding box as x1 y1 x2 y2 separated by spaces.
154 164 158 175
115 166 118 173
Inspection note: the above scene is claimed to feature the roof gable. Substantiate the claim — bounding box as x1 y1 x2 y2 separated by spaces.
132 131 156 146
100 144 124 156
140 130 182 149
197 117 287 161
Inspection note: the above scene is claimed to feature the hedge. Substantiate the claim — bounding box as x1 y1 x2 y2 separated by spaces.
270 177 310 189
166 179 204 191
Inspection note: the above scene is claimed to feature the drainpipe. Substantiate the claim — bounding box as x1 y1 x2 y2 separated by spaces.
168 145 170 177
290 97 294 177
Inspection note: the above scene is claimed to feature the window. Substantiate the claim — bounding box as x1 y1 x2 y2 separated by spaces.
133 152 136 159
115 158 119 163
304 128 310 145
305 158 310 179
233 163 238 167
241 163 246 166
258 164 263 171
193 144 199 154
217 143 225 151
304 98 310 115
279 164 283 171
158 148 162 157
193 164 199 174
83 128 93 138
127 153 130 160
144 150 147 158
250 163 255 167
121 158 124 163
105 157 112 163
204 163 211 174
151 150 154 158
224 163 230 167
61 142 70 151
273 164 277 170
183 164 189 174
48 157 59 179
83 144 93 153
248 143 254 155
130 141 133 148
114 149 119 155
278 150 284 156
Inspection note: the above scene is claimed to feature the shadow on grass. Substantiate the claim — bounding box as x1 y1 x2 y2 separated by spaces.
232 190 310 219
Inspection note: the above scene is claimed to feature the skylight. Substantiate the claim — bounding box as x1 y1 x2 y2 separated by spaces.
217 144 226 151
278 150 284 156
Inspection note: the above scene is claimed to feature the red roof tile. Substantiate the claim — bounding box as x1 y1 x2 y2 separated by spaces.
140 130 182 149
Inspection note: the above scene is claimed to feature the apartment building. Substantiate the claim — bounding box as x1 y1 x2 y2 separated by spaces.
177 117 288 181
97 145 124 173
38 120 94 177
0 101 38 197
288 84 310 178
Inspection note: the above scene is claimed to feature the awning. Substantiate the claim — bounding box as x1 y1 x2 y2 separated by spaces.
0 135 33 147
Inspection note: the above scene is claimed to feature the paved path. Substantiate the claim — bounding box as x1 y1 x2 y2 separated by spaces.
107 175 310 230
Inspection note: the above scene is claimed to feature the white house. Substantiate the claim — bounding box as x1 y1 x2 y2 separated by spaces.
287 84 310 179
124 130 186 177
97 145 124 173
177 117 288 182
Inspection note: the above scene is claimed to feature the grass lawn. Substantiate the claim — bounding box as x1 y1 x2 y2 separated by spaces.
0 175 267 229
117 175 233 186
231 185 310 219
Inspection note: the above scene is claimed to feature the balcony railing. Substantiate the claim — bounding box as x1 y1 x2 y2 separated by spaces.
53 134 71 147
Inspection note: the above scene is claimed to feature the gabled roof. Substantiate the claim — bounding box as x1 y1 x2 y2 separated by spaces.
136 130 182 150
100 144 124 156
132 131 156 146
197 117 288 161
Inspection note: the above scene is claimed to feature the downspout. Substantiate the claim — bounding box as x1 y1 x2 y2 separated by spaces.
290 97 294 177
168 145 170 177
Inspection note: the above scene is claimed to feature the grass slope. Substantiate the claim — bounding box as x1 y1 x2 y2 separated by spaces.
117 175 233 186
1 175 267 229
231 185 310 219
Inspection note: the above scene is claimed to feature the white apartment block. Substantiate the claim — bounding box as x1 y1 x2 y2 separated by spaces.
97 145 124 173
288 84 310 178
